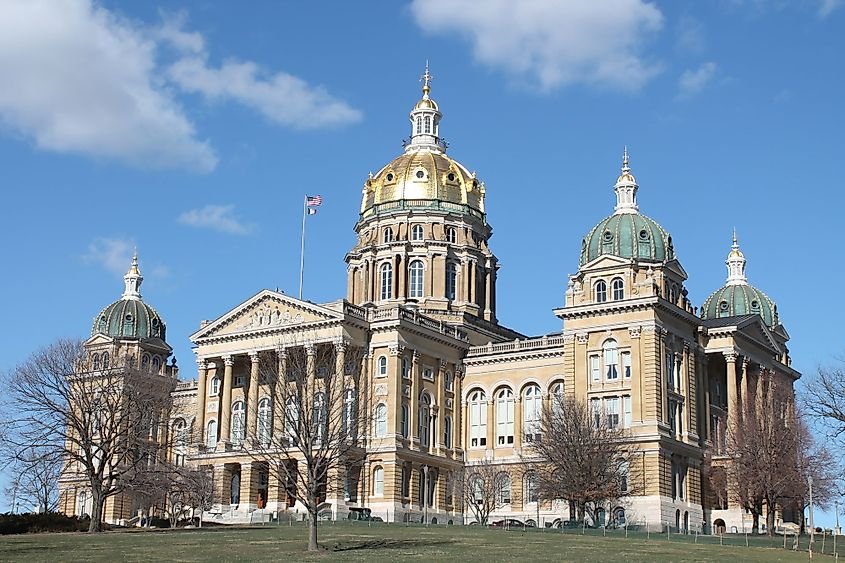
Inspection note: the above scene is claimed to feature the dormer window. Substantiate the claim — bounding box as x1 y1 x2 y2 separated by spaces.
415 170 425 179
411 225 424 241
447 172 456 182
595 280 608 303
612 278 624 300
445 227 456 244
383 227 394 243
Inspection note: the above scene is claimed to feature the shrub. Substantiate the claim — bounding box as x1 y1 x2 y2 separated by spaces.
0 512 92 534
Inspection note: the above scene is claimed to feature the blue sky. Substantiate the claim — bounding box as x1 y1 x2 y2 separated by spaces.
0 1 843 524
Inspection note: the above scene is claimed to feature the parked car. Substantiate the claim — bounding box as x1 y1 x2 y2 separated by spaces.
490 518 525 529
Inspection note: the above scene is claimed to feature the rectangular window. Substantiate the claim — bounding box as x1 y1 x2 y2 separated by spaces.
590 355 601 382
605 348 619 380
668 400 677 434
620 459 629 493
677 403 683 436
623 395 632 428
590 398 601 428
497 398 514 445
622 351 632 379
470 401 487 447
422 367 434 381
665 351 674 388
234 375 245 387
605 397 619 429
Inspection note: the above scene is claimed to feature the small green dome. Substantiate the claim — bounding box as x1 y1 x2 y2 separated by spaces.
580 213 674 267
92 298 166 340
700 284 778 327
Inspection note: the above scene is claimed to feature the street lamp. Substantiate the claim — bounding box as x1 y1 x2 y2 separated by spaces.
808 476 814 545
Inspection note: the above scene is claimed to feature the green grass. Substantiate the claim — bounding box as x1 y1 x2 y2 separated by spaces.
0 521 837 562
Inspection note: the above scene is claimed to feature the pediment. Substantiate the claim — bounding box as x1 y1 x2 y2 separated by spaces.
579 254 632 272
735 316 781 355
84 333 114 347
191 290 343 341
663 259 688 280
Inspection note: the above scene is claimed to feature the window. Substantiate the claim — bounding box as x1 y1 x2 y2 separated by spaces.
257 398 272 447
469 390 487 447
343 390 357 437
401 403 410 438
445 371 454 391
603 339 619 380
668 399 677 434
524 472 539 504
619 459 629 493
383 227 394 243
595 280 608 303
605 397 620 429
234 375 245 387
231 401 245 445
424 116 431 133
622 351 632 379
380 263 393 300
612 277 624 300
101 352 109 369
285 398 299 446
422 367 434 381
173 419 187 465
401 466 410 497
411 224 424 241
206 420 218 448
419 394 431 446
590 355 601 382
444 416 452 448
445 227 456 243
92 353 100 371
142 354 150 370
210 375 221 396
446 261 457 300
471 477 484 505
374 403 387 437
496 388 515 446
416 116 422 135
590 398 601 427
409 260 425 298
373 467 384 496
623 395 632 428
402 357 411 379
377 355 388 377
152 356 161 373
550 381 564 413
313 392 327 440
614 507 626 526
523 384 542 442
496 473 511 505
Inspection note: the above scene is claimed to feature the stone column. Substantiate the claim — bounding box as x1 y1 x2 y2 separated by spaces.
743 358 752 412
213 464 229 507
455 363 464 450
220 355 235 445
388 345 403 435
410 350 419 443
435 359 447 450
514 396 523 449
247 352 260 442
306 343 317 413
724 351 738 433
195 358 208 444
273 347 287 440
483 260 493 320
398 254 406 300
487 396 495 450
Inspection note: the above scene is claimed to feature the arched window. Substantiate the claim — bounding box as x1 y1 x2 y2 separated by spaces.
373 466 384 496
374 403 387 437
444 416 452 449
383 227 394 243
415 116 422 135
91 353 100 371
445 227 457 243
173 419 187 465
380 263 393 300
141 354 150 371
401 403 410 438
445 262 457 300
313 392 327 440
603 339 619 380
231 401 245 445
496 388 515 446
152 356 161 373
230 473 241 505
445 371 454 391
411 224 424 241
409 260 425 298
612 277 624 300
285 398 299 446
469 390 487 447
377 355 388 377
210 375 221 396
550 380 565 414
343 389 357 437
523 384 542 442
495 473 511 505
523 472 539 504
614 507 626 526
206 420 217 448
419 393 432 446
257 398 272 447
101 351 109 369
402 357 411 379
595 280 608 303
424 116 431 134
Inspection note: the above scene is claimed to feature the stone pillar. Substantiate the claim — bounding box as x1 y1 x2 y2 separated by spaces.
514 396 523 449
743 358 752 412
388 345 403 435
435 359 447 450
220 355 235 445
410 350 419 443
398 254 406 300
240 462 260 511
483 260 493 320
196 359 208 443
724 351 738 433
214 464 229 507
486 396 495 450
247 352 260 442
273 348 287 439
455 363 464 450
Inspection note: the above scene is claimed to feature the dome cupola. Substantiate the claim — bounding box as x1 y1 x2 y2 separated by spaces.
91 253 166 340
579 150 674 266
700 232 778 327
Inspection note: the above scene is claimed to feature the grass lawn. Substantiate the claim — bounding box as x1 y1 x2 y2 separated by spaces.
0 522 836 562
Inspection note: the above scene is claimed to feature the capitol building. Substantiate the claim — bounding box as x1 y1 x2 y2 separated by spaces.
59 71 799 534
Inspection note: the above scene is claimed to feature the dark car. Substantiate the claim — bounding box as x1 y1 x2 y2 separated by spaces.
490 518 525 529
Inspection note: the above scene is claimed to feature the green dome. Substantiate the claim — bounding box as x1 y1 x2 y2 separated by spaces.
580 213 674 267
92 298 166 340
700 284 778 327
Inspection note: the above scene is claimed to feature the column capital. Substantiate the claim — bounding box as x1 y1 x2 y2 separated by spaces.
197 358 209 370
276 345 287 358
389 344 404 357
305 342 317 356
222 355 235 367
723 351 738 363
439 359 448 370
249 351 260 363
333 339 348 352
412 350 420 363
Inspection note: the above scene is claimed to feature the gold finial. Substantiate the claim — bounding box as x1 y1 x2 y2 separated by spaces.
128 248 140 275
622 146 630 172
732 227 738 247
421 60 432 99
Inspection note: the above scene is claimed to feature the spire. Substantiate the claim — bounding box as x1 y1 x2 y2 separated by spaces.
407 62 443 153
725 230 747 286
613 147 639 214
122 251 143 300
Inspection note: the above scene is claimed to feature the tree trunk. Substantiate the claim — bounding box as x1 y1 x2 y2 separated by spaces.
308 508 319 551
751 511 759 535
89 492 105 533
766 506 776 538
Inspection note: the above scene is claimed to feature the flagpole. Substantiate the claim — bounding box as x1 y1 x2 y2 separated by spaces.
299 194 306 300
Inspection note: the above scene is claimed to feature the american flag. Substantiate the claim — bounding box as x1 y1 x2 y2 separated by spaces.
306 195 323 206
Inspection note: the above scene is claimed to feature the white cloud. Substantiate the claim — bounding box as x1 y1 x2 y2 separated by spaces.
410 0 664 91
177 204 253 235
818 0 842 17
676 16 706 53
83 238 135 277
0 0 217 172
677 62 718 97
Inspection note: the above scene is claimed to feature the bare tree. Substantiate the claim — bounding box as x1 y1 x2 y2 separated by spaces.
183 466 214 527
4 448 62 513
804 362 845 444
528 395 634 525
458 458 510 526
4 339 174 532
246 339 367 552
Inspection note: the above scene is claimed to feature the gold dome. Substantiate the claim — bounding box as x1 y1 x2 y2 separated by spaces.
361 150 485 216
414 98 439 111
